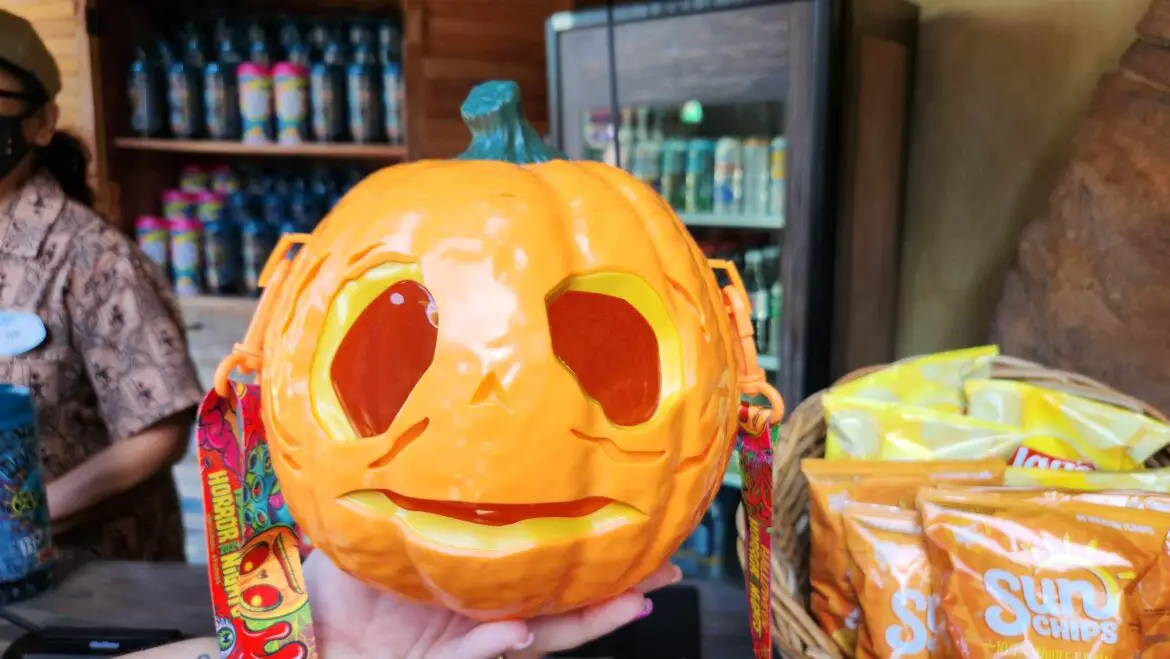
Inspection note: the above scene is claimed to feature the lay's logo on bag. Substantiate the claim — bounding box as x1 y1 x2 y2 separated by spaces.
1009 446 1094 471
982 568 1122 645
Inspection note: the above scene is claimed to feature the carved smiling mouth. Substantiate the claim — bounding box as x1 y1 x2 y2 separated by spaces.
340 491 643 551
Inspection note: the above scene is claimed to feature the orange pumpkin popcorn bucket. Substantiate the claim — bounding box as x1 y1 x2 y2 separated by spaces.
208 79 784 625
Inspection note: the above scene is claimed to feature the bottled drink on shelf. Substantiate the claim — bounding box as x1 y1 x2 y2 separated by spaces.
744 248 771 355
307 23 332 62
165 41 202 139
128 46 166 137
142 161 401 298
309 166 339 199
615 106 635 171
742 137 771 216
132 15 408 148
770 136 787 220
377 22 402 62
347 42 383 144
632 137 662 193
181 23 207 70
635 105 651 143
238 62 274 144
649 107 665 144
236 193 273 297
582 109 612 163
169 216 203 297
199 191 239 295
764 246 783 352
377 21 404 145
713 137 743 215
136 216 170 274
382 60 404 145
279 20 309 67
245 21 272 68
684 139 715 213
203 32 243 141
210 165 240 195
310 39 348 143
348 22 376 50
179 165 209 193
660 139 687 209
274 62 311 145
261 191 286 230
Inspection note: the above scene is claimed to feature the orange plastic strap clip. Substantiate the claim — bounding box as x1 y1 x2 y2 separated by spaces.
213 233 312 395
708 259 785 432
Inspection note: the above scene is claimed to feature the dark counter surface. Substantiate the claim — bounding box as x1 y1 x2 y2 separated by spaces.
0 562 752 657
0 561 213 650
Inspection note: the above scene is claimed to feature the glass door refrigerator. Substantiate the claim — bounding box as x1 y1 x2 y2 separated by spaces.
546 0 918 410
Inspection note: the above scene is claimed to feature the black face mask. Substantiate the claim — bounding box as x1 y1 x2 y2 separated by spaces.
0 90 39 180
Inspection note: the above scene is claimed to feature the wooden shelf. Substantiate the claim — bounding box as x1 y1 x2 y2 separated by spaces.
114 138 408 161
678 211 785 230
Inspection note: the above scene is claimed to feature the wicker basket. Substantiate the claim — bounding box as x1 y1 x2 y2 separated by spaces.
734 355 1170 658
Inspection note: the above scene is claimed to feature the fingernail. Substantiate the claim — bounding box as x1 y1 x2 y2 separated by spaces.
511 632 535 651
635 598 654 620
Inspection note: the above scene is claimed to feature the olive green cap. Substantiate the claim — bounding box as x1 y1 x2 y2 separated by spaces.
0 9 62 99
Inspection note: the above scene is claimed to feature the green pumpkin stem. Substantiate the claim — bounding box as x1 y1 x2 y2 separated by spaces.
457 80 566 164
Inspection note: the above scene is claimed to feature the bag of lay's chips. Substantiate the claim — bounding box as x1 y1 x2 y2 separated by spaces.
917 488 1170 658
965 378 1170 472
802 459 1006 656
831 345 999 414
842 503 944 659
1004 466 1170 492
823 395 1026 461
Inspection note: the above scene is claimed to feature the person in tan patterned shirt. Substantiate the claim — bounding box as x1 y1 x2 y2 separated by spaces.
0 10 202 565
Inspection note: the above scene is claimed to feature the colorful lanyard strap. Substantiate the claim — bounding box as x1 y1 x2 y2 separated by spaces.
197 382 319 659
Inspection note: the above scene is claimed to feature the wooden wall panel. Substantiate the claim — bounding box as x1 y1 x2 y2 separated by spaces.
0 2 90 137
0 0 107 214
831 37 909 376
405 0 582 159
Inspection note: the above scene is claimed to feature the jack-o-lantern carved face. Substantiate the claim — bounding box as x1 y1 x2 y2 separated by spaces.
232 82 776 620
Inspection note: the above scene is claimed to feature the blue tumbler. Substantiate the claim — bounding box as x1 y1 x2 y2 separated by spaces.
0 386 52 602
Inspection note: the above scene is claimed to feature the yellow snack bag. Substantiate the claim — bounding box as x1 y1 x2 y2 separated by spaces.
802 459 1005 656
918 488 1170 658
830 345 998 414
1004 466 1170 492
965 378 1170 471
824 394 1025 461
842 503 942 659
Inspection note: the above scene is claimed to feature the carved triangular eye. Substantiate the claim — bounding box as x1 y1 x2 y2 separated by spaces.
547 284 661 427
331 280 438 438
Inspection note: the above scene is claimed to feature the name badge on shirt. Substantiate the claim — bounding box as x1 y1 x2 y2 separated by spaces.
0 311 47 357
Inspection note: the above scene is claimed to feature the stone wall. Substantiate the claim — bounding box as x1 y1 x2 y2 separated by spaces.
895 0 1148 355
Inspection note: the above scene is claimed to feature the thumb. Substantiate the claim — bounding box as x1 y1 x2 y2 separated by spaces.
432 620 533 659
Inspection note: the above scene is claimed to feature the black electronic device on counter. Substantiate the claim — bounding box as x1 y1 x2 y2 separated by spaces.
1 627 185 658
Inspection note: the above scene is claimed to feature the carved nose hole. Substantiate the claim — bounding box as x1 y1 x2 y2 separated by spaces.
470 372 510 409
